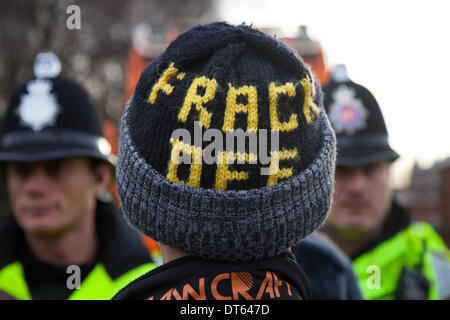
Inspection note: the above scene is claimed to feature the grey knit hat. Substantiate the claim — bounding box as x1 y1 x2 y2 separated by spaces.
117 22 336 262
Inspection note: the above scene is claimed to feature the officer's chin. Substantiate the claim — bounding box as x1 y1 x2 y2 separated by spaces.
27 225 68 238
326 220 373 242
20 215 68 238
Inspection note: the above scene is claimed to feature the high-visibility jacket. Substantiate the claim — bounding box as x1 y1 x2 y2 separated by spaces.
0 260 153 300
353 222 450 300
0 200 156 300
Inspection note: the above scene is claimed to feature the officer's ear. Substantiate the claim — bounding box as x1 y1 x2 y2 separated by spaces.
0 162 6 180
89 160 113 194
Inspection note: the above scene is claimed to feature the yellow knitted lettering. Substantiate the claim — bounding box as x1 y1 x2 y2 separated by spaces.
215 151 253 190
148 63 180 104
236 152 258 163
267 148 298 186
222 84 258 132
268 82 298 132
178 76 218 129
166 139 203 188
300 74 320 124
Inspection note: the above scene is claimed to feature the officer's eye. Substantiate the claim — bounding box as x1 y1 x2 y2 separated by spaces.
43 160 65 178
362 163 378 175
9 163 33 179
362 162 387 178
335 166 354 177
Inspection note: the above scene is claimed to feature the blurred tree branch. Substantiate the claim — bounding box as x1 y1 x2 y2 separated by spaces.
0 0 216 216
0 0 216 122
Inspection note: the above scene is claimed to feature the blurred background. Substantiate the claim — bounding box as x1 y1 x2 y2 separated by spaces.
1 0 449 245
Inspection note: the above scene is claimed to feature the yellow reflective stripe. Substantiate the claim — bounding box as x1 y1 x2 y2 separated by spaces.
0 261 155 300
0 262 32 300
68 262 155 300
68 263 112 300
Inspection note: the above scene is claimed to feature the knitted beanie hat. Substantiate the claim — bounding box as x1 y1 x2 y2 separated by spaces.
117 22 336 262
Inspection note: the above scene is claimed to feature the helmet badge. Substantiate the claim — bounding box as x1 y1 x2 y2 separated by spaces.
329 85 369 135
16 52 62 132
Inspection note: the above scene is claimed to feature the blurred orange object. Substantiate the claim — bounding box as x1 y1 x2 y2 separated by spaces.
123 46 153 106
282 25 330 86
103 120 120 205
123 22 176 106
115 23 176 260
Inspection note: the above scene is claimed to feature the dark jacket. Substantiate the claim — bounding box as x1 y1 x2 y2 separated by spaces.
113 251 310 300
294 232 363 300
0 200 155 300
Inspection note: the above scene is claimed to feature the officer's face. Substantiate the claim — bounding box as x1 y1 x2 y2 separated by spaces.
326 161 392 239
6 157 105 237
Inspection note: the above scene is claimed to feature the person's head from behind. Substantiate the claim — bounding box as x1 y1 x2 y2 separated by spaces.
0 52 114 238
322 68 399 243
116 22 337 263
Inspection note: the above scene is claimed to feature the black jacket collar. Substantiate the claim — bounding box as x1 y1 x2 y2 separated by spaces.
113 251 310 300
93 200 152 279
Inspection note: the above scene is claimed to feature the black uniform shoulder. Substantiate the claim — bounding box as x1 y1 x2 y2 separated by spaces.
95 200 153 280
0 214 22 269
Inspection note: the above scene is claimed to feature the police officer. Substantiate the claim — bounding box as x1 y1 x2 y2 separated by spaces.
0 52 155 300
321 65 450 300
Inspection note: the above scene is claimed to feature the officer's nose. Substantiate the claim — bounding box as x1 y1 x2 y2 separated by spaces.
345 168 370 194
21 166 53 197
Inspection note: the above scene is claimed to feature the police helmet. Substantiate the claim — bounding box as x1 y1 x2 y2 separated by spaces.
0 52 113 165
323 65 399 166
